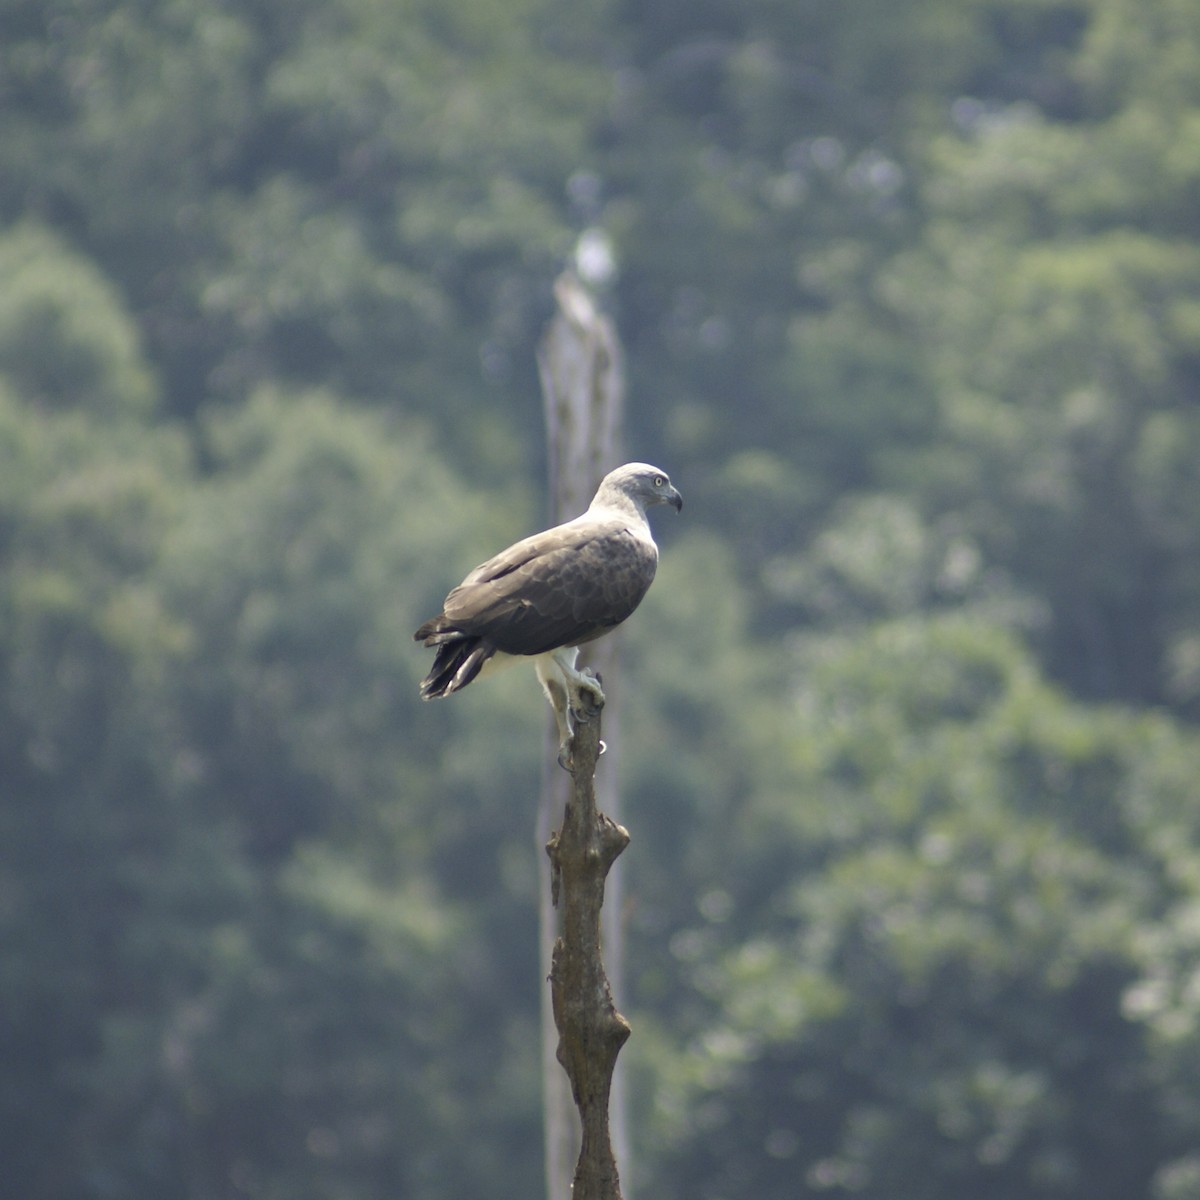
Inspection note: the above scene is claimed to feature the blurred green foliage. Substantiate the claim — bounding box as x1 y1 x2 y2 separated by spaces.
3 0 1200 1197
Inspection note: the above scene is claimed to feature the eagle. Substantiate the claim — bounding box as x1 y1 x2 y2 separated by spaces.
415 462 682 767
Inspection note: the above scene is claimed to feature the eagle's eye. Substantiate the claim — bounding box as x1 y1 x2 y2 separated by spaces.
653 475 665 488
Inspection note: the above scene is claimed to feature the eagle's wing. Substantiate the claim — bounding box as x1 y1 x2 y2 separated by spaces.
443 517 658 656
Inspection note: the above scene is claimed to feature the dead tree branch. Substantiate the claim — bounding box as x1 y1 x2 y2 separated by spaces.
545 711 631 1200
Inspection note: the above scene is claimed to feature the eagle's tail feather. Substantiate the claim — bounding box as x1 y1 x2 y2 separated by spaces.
414 616 453 643
417 626 495 699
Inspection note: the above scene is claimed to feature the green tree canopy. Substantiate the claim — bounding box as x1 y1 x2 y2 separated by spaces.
638 616 1200 1200
3 0 1200 1197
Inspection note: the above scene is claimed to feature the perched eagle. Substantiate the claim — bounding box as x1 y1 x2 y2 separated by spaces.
415 462 682 766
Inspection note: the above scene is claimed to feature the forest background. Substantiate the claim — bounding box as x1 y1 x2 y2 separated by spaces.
5 0 1200 1197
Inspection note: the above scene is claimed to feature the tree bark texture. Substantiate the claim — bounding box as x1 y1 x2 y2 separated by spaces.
545 711 631 1200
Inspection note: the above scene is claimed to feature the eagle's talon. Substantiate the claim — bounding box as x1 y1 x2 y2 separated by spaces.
556 737 603 771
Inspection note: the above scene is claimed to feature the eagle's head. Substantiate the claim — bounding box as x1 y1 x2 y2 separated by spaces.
597 462 683 516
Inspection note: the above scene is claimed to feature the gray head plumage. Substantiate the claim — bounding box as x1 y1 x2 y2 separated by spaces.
590 462 683 517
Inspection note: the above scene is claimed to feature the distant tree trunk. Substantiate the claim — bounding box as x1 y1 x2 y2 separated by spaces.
537 272 630 1200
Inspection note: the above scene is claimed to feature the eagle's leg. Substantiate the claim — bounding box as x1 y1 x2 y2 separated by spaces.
537 650 608 770
535 657 579 769
551 647 606 721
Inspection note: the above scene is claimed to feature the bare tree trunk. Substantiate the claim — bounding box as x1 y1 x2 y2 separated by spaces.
537 752 582 1199
537 272 630 1200
545 711 630 1200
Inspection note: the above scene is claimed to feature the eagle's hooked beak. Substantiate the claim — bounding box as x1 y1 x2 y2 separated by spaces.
668 487 683 513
